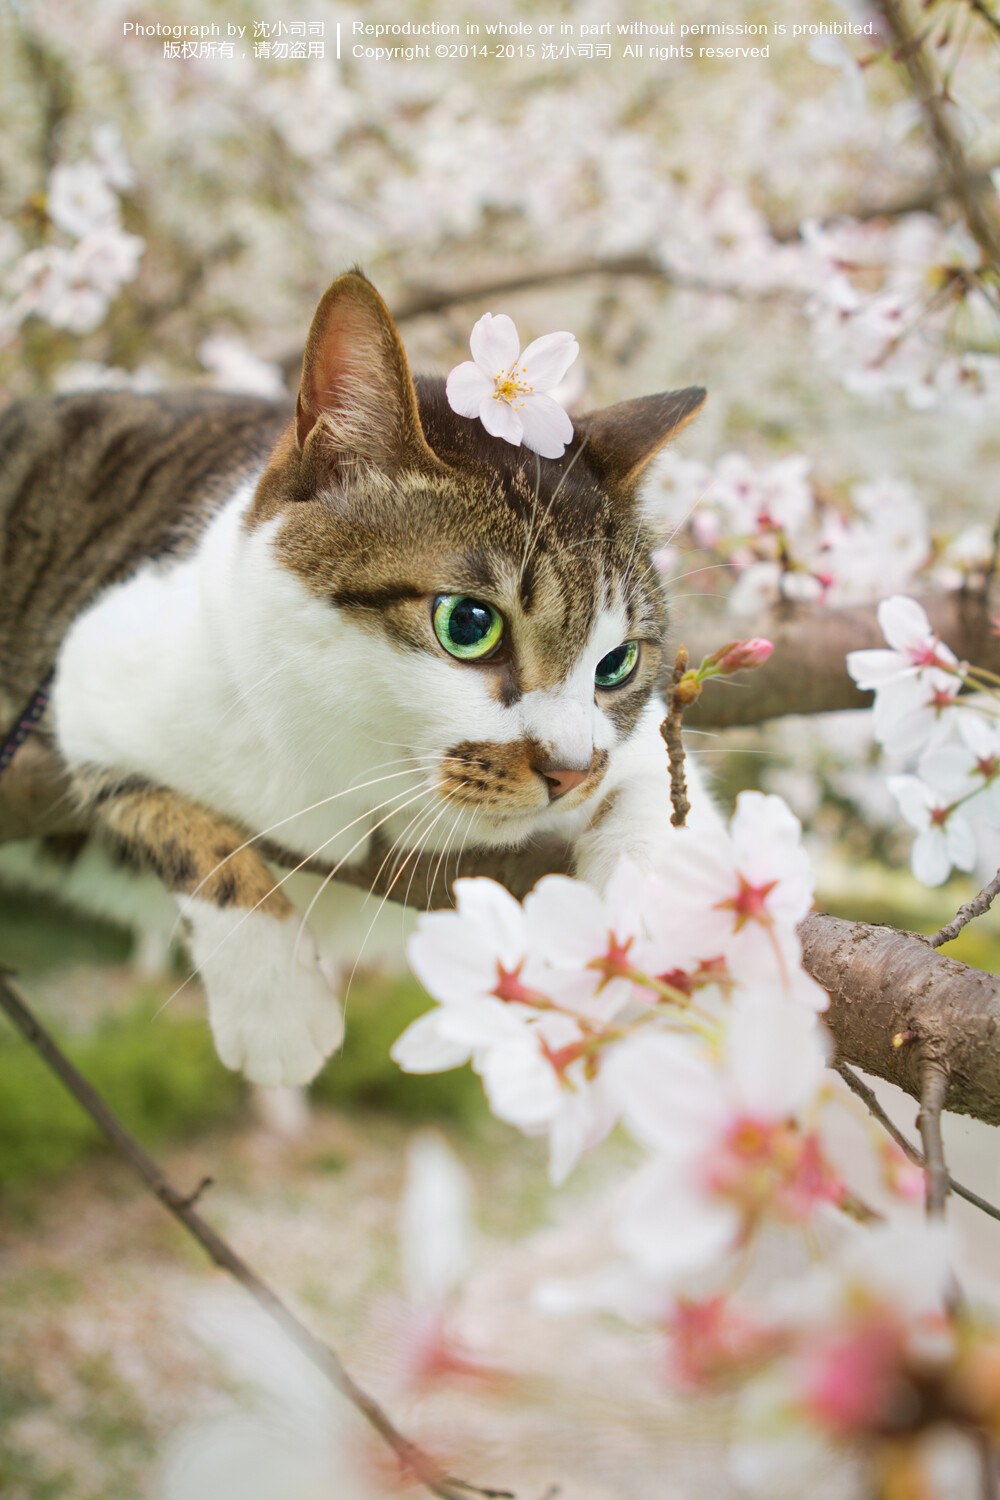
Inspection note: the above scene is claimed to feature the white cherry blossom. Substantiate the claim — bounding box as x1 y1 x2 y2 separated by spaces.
603 997 834 1280
644 792 825 1010
46 160 119 240
446 312 579 458
919 709 1000 824
886 774 977 886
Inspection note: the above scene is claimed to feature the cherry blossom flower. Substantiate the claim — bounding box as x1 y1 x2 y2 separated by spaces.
46 160 119 239
847 596 966 755
887 774 978 886
387 1132 500 1391
918 709 1000 825
446 312 579 458
603 996 834 1280
644 791 825 1009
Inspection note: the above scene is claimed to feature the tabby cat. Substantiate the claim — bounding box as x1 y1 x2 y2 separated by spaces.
0 269 713 1086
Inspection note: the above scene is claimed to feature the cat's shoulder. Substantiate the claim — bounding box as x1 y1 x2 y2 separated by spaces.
0 389 293 703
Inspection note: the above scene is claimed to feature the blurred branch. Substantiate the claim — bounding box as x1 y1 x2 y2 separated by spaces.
279 256 792 385
675 589 1000 728
963 0 1000 41
19 30 73 177
768 163 1000 242
0 970 517 1500
877 0 1000 271
835 1061 1000 1222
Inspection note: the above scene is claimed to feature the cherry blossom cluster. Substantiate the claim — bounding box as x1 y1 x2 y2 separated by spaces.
389 785 1000 1491
848 595 1000 886
649 450 992 615
1 124 144 341
392 793 831 1215
798 213 1000 412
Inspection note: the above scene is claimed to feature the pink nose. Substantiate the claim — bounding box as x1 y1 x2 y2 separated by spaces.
540 767 589 800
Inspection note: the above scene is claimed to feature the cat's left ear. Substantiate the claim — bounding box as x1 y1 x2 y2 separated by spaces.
295 269 447 474
574 387 706 501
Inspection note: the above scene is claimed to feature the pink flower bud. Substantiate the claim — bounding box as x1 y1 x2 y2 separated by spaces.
700 638 774 678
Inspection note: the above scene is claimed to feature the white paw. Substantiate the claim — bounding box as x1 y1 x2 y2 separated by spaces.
182 899 344 1086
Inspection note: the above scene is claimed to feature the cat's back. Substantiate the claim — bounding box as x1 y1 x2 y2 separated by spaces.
0 389 292 708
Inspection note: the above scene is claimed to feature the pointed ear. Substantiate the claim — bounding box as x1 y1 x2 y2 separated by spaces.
574 387 706 501
295 269 446 473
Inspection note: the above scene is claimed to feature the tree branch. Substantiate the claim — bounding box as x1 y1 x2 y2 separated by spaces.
929 867 1000 947
676 590 1000 729
10 590 1000 846
799 913 1000 1127
917 1058 952 1216
834 1061 1000 1222
0 970 514 1500
877 0 1000 272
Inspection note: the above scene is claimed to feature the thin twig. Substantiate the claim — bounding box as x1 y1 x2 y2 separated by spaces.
877 0 1000 272
660 647 691 828
834 1062 1000 1223
0 973 512 1500
918 1058 952 1218
928 867 1000 947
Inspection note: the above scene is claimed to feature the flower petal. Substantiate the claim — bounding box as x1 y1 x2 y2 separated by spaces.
518 331 580 390
517 393 574 459
446 361 493 418
911 828 952 886
478 395 523 445
391 1011 472 1073
876 595 934 655
469 312 519 374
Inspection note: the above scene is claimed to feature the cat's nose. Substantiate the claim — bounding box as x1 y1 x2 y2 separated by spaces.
539 766 589 800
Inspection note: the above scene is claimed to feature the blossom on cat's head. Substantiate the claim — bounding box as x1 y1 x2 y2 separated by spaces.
446 312 579 458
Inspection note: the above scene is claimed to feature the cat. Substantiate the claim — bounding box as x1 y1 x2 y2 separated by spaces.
0 268 715 1087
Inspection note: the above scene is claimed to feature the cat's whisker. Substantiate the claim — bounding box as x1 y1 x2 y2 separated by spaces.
518 435 590 586
662 561 735 586
288 783 440 973
339 797 456 1030
661 480 714 550
156 781 434 1015
426 803 468 910
169 763 434 940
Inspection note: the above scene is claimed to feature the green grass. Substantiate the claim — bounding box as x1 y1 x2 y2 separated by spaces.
0 884 131 973
0 878 484 1187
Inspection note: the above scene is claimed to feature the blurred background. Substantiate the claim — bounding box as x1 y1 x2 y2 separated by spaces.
1 0 1000 1495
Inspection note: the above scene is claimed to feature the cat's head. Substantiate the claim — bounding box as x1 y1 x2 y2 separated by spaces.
247 269 704 845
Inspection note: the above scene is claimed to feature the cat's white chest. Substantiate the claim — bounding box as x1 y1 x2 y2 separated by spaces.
52 482 419 862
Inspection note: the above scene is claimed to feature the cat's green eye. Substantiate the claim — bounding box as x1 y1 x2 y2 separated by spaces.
433 595 504 661
595 640 639 689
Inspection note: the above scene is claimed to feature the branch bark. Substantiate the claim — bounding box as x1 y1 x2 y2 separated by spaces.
799 913 1000 1127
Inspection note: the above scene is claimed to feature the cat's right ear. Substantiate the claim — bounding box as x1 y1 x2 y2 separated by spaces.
294 269 447 475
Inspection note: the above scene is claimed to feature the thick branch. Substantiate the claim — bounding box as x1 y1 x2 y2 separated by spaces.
799 913 1000 1127
676 590 1000 728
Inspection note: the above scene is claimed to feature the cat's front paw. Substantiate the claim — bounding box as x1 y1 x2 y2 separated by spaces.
183 900 344 1086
